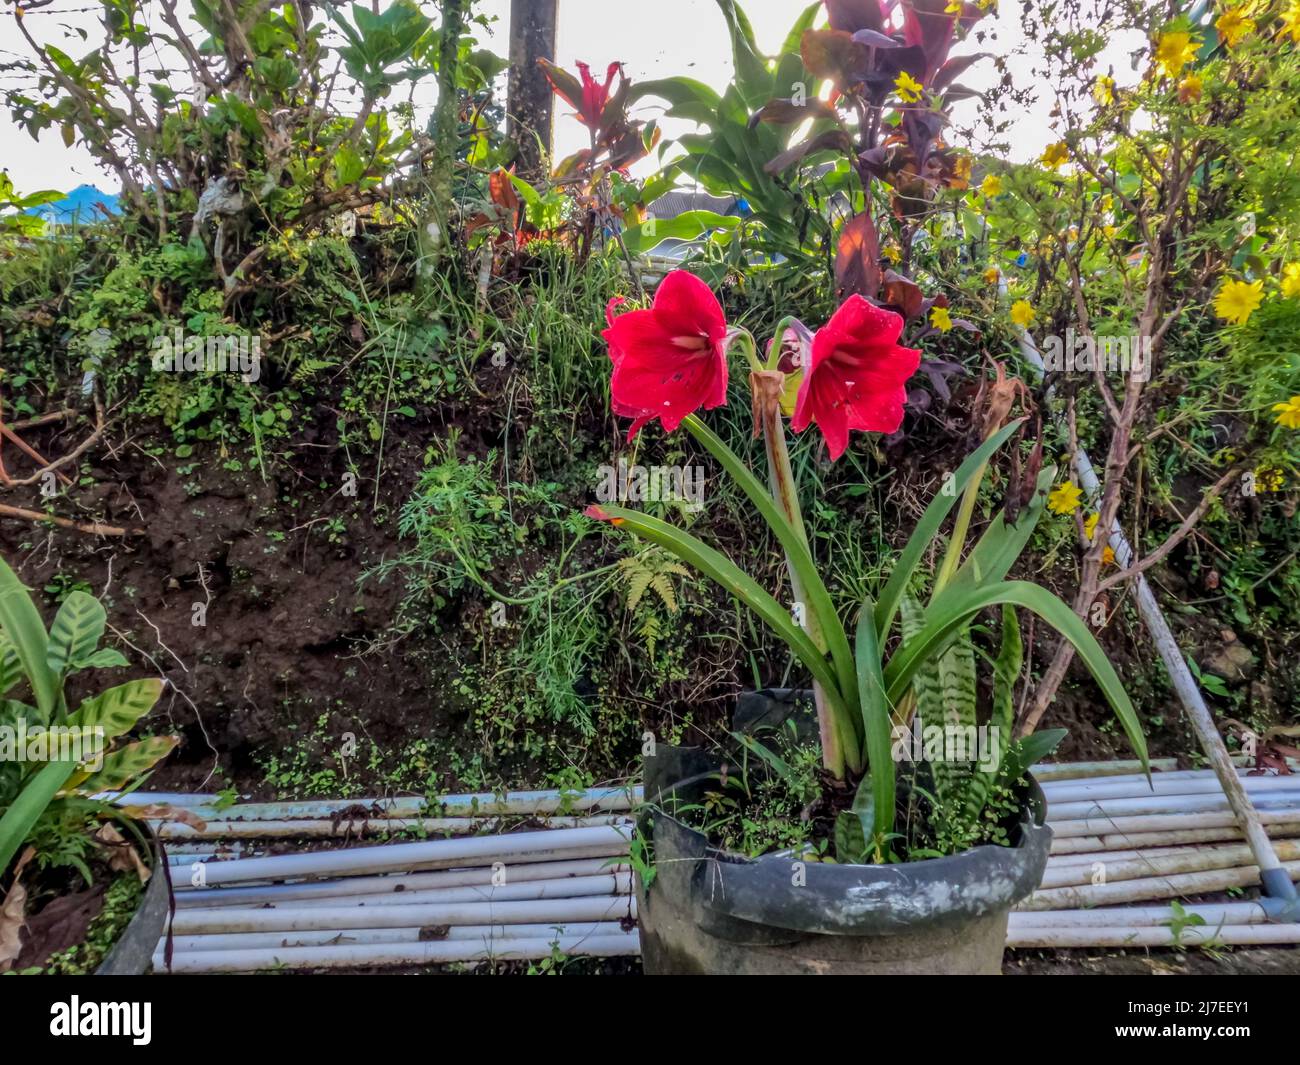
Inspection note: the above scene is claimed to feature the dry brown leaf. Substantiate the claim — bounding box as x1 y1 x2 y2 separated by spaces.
0 847 35 972
94 823 151 884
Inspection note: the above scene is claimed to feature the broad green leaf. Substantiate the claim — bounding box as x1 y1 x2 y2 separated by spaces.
68 679 163 740
46 590 106 676
79 647 129 669
0 759 76 876
1004 729 1068 781
0 555 59 720
334 142 366 186
874 419 1024 640
71 736 179 796
622 210 740 255
0 632 20 695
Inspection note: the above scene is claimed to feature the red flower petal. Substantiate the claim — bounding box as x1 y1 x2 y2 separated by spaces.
793 295 920 460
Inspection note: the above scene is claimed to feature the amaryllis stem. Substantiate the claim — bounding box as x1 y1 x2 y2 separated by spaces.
759 392 859 778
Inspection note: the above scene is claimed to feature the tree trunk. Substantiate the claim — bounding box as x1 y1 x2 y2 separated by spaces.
507 0 558 181
423 0 467 282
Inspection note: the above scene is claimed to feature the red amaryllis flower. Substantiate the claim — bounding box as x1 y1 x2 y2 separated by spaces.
602 270 729 440
791 295 921 460
540 59 624 130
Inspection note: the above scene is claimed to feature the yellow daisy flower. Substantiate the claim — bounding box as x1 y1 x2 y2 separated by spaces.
982 266 1000 284
1010 299 1035 328
1040 141 1069 169
1102 546 1117 565
1178 73 1203 102
1102 224 1118 239
1092 75 1115 105
895 72 924 104
1281 262 1300 299
1274 395 1300 430
1154 31 1199 79
1215 7 1255 46
1083 512 1100 541
1213 278 1264 325
981 173 1002 197
1282 1 1300 43
1048 482 1084 515
930 306 953 332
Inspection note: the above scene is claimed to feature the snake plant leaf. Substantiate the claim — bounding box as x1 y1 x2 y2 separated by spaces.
884 580 1148 773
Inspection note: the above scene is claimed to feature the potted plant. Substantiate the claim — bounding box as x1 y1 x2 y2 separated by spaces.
588 270 1147 974
0 556 179 974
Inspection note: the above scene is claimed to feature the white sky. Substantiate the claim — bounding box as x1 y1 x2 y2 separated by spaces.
0 0 1145 196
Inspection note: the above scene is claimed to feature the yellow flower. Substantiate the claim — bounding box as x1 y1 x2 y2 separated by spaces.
1281 262 1300 299
1040 141 1069 169
1178 73 1203 103
981 173 1002 197
1215 7 1255 46
930 306 953 332
1154 31 1199 79
895 72 924 104
1102 546 1117 565
1282 1 1300 43
1048 482 1084 515
1102 224 1118 239
1092 75 1115 105
1213 278 1264 325
1010 299 1035 327
1274 396 1300 430
1254 466 1285 492
983 266 1000 284
945 0 963 11
977 0 996 10
1083 512 1100 541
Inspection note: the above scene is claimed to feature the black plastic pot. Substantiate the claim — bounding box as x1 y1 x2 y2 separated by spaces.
96 831 171 975
636 690 1052 975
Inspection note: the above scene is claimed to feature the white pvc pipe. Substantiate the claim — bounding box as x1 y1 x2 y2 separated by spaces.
169 894 637 934
208 874 632 910
1008 925 1300 948
111 786 640 818
1049 810 1300 839
1031 759 1178 781
160 922 633 954
1021 860 1300 910
1041 773 1297 805
1008 902 1271 928
1041 767 1257 792
1047 791 1300 822
1049 842 1254 867
174 858 628 907
187 825 633 886
155 815 632 840
1039 840 1300 889
1050 822 1300 854
158 933 641 973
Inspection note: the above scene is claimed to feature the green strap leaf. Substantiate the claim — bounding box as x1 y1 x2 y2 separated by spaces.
0 555 59 720
854 598 895 847
883 580 1147 772
683 415 859 730
0 759 76 875
46 590 107 676
874 419 1024 640
946 464 1056 595
590 504 858 764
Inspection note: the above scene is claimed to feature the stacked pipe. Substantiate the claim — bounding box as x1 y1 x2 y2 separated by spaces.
1009 760 1300 948
152 803 640 973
